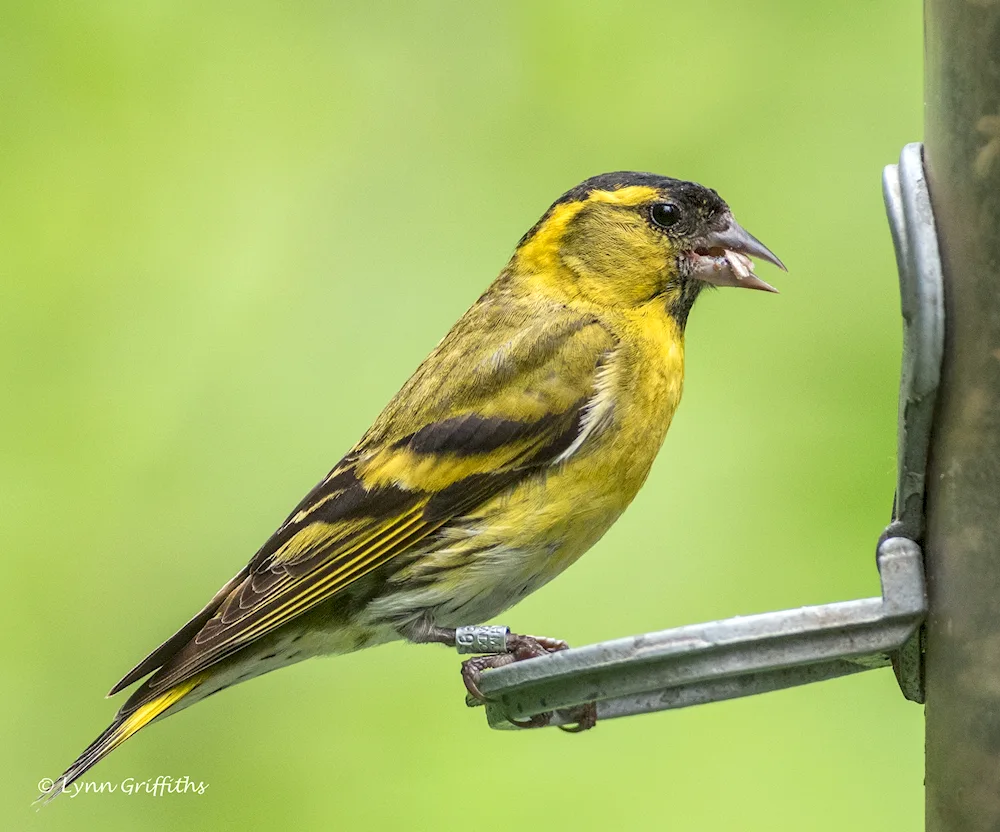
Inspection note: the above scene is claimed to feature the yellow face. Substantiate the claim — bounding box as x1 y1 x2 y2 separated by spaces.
510 172 783 322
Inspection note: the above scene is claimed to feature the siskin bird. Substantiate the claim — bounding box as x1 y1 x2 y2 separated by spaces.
44 170 784 800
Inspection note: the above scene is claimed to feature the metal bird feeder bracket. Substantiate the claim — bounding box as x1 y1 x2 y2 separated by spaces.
460 143 942 729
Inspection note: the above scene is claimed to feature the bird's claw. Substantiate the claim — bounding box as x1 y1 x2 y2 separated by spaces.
509 712 553 729
460 632 596 731
558 702 598 732
461 653 514 704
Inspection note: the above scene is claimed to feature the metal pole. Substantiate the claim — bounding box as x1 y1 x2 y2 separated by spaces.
923 2 1000 829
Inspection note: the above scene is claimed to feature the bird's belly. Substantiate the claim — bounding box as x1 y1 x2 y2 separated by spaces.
364 446 652 629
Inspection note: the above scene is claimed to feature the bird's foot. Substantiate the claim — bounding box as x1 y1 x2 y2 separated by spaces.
460 631 597 732
401 620 597 730
460 632 563 701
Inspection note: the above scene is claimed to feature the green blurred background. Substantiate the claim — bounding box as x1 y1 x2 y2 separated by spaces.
2 2 923 829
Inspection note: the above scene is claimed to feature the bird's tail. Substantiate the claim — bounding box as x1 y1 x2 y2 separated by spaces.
36 673 206 806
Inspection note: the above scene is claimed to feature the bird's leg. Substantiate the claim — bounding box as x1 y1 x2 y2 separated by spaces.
402 618 459 647
403 619 596 731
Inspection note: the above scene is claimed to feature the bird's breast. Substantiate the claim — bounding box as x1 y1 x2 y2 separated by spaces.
481 304 685 556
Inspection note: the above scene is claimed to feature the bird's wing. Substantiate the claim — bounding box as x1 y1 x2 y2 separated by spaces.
114 297 616 711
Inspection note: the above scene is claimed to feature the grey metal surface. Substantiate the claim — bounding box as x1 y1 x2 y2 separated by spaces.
476 539 924 728
881 142 946 704
883 143 945 546
923 2 1000 827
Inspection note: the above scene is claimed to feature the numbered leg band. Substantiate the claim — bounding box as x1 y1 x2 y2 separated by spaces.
455 625 510 655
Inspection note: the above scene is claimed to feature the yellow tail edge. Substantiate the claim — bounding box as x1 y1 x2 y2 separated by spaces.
36 673 207 807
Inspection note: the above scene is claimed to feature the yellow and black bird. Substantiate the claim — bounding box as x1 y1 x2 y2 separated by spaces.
45 171 783 799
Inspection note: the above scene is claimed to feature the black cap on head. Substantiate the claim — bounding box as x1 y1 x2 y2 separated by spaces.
551 171 728 216
551 171 681 206
521 171 726 249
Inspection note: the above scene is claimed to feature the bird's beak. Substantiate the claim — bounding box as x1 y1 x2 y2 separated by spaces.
685 217 786 293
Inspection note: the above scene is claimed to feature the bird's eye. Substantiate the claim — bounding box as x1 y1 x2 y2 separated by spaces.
650 202 680 229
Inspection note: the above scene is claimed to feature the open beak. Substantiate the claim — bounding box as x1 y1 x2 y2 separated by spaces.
685 217 786 293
